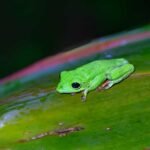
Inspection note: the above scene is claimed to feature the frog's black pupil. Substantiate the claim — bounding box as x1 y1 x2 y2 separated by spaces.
72 82 80 89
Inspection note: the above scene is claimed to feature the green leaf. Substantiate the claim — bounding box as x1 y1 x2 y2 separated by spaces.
0 25 150 150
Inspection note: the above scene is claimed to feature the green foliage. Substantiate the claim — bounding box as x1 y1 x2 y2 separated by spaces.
0 28 150 150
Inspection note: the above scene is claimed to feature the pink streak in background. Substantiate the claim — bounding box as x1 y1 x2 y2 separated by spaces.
0 31 150 84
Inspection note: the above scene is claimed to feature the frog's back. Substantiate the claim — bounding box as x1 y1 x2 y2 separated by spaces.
75 58 128 79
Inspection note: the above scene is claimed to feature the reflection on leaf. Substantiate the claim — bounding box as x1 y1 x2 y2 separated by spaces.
0 26 150 150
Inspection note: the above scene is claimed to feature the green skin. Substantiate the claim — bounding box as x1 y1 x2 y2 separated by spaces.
56 58 134 101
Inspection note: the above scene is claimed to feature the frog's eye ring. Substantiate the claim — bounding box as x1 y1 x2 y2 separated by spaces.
72 82 80 89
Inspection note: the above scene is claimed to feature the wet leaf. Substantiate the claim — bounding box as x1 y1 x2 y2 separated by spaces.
0 25 150 150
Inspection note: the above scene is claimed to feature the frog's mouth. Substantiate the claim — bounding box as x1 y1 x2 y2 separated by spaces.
56 88 67 93
56 85 69 93
56 88 83 94
56 84 83 93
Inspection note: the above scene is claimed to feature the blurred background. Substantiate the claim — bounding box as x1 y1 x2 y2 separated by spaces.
0 0 149 78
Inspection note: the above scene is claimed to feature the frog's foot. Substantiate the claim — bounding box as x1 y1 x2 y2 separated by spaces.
102 81 114 89
103 63 134 89
81 90 88 101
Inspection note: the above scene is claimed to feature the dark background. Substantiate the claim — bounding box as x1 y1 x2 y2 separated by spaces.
0 0 149 78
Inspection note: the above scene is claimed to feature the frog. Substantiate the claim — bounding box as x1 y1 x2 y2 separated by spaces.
56 58 134 101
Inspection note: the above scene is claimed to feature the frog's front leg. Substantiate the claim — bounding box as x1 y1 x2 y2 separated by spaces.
104 63 134 89
81 74 106 101
81 90 88 101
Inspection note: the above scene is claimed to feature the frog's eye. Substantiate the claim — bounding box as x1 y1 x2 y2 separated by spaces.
72 82 80 89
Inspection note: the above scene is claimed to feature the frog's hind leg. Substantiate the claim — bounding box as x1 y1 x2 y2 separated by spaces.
104 63 134 89
97 80 109 90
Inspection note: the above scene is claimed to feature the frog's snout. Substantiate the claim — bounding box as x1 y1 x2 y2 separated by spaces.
56 84 63 93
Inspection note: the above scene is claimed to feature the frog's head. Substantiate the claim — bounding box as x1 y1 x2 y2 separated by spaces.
56 71 85 93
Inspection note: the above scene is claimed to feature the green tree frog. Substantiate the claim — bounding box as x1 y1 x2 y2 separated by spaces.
56 58 134 101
